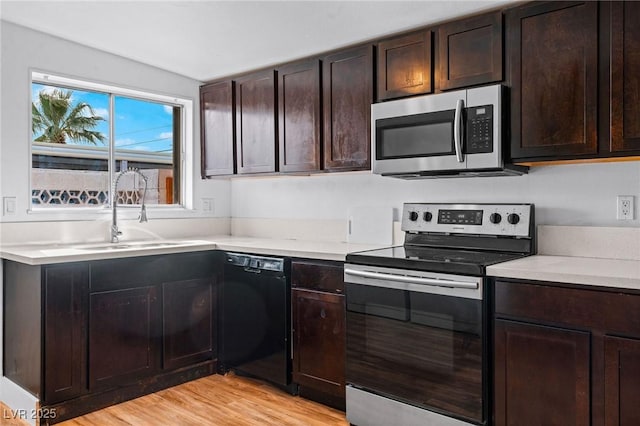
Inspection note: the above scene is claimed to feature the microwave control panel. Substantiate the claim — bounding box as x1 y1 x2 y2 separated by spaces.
465 105 493 154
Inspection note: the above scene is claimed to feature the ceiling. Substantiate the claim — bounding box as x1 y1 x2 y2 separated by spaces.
1 0 515 82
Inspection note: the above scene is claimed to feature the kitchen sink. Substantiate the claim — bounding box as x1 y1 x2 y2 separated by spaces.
76 241 184 250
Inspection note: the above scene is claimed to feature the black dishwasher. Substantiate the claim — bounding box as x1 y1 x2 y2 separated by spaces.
219 252 295 393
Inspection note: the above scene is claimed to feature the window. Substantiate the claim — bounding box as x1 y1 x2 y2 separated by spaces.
30 72 191 209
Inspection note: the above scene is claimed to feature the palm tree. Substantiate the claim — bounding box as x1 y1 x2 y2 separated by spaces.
32 89 106 145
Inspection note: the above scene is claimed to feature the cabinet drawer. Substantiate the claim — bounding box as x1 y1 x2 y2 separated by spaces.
291 260 344 293
495 280 640 337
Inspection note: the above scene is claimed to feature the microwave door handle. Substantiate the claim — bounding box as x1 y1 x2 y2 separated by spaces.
454 99 464 163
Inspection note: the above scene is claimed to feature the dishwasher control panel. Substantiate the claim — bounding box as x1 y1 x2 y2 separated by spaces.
226 252 284 272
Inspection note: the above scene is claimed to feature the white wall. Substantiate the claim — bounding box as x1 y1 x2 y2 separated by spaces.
232 162 640 227
0 21 231 223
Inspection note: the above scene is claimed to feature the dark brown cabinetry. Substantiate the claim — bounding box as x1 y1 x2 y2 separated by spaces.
162 278 216 370
200 81 235 177
604 336 640 425
377 30 432 101
609 1 640 154
291 260 345 409
322 45 374 171
44 264 89 404
3 252 218 424
235 70 277 174
277 59 322 173
89 286 160 390
493 279 640 425
438 11 503 91
507 1 599 160
494 320 590 425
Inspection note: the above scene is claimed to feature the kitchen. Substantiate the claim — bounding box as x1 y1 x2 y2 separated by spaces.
1 1 640 425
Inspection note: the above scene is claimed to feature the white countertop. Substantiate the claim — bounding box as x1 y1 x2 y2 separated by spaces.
487 255 640 290
0 235 385 265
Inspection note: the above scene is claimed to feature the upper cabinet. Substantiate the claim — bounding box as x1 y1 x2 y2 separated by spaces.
437 11 503 91
609 1 640 153
377 30 433 101
200 81 235 177
235 70 278 174
507 1 640 163
323 45 374 171
277 59 322 173
507 1 599 161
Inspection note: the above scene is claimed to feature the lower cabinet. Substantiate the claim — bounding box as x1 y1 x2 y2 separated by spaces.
494 319 590 425
3 251 219 425
162 278 216 370
43 264 89 404
291 260 345 410
493 279 640 426
604 336 640 425
89 286 161 390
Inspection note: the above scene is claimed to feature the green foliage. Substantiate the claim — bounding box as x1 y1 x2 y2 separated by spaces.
32 89 106 145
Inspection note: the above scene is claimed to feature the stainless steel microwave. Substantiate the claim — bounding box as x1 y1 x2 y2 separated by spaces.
371 84 526 178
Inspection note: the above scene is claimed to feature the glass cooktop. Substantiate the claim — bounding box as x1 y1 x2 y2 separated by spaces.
346 245 527 276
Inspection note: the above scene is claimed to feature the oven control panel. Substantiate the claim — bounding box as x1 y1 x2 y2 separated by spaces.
402 203 533 237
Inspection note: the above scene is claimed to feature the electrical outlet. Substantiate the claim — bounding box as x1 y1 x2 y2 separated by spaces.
617 195 634 220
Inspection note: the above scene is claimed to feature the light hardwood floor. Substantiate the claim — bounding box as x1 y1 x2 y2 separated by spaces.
54 373 348 426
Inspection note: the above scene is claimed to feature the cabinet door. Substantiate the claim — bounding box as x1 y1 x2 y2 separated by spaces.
235 70 277 174
604 335 640 426
377 30 432 101
292 288 345 398
162 278 215 370
89 286 160 390
438 11 502 91
43 264 88 404
278 59 322 173
494 319 590 426
610 1 640 153
323 45 373 171
200 81 235 177
507 1 598 160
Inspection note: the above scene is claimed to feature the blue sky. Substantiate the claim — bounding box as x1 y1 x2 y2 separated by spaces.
32 83 173 154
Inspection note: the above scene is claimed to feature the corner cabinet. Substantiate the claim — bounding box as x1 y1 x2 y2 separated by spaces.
200 81 235 177
322 45 374 171
377 30 433 101
3 251 219 424
437 11 503 91
493 278 640 426
291 260 346 410
235 70 278 174
277 59 322 173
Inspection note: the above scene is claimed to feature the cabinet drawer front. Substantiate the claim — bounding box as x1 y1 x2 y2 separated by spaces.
291 260 344 293
495 280 640 336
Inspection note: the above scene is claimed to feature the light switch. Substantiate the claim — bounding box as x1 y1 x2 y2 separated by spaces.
202 198 214 213
3 197 16 215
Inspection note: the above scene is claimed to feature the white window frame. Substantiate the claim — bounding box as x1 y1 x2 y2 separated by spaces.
29 71 194 216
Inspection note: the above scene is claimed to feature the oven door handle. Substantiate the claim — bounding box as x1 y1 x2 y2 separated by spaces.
344 268 478 290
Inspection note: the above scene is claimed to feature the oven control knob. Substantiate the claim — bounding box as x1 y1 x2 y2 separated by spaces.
490 213 502 224
507 213 520 225
423 212 433 222
409 211 419 221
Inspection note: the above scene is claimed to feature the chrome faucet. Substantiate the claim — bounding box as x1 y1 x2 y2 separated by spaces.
111 167 148 243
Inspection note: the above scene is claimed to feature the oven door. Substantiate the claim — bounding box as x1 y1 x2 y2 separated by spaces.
344 264 486 425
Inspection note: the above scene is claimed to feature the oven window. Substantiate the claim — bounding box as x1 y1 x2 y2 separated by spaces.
346 282 484 423
376 110 455 160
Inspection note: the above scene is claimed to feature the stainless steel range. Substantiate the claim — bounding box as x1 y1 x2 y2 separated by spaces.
344 203 535 426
